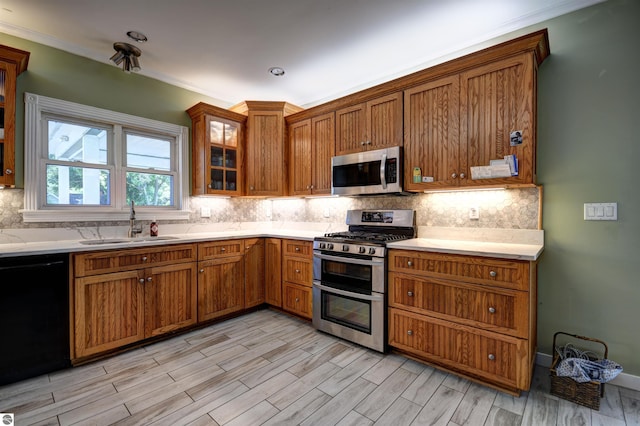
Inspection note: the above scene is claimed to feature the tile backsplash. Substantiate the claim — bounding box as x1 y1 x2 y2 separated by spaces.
0 187 540 231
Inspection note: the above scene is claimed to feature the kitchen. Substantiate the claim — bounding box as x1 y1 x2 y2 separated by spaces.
1 0 639 425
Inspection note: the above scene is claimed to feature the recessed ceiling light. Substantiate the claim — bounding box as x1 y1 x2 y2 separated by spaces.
268 67 285 77
127 30 148 43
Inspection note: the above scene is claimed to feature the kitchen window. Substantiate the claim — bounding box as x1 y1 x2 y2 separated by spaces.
23 93 189 222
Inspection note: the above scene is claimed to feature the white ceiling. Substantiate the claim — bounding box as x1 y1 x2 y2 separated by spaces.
0 0 603 108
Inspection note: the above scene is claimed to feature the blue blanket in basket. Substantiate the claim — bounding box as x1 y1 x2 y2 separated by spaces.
556 358 623 383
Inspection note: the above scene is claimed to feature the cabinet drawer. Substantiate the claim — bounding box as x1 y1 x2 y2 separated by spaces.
388 250 530 291
198 240 244 260
282 257 312 287
282 282 312 319
282 239 312 258
388 308 529 389
74 244 196 277
389 272 528 338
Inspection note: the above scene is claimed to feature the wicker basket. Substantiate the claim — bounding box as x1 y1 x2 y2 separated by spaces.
549 332 607 410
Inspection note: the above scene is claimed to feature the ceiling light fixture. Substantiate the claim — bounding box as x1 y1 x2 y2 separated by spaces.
110 42 142 73
126 30 148 43
268 67 285 77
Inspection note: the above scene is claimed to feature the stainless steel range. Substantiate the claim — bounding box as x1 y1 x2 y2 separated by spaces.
312 209 416 352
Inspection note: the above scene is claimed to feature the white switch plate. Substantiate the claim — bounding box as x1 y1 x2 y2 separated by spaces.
200 206 211 218
584 202 617 221
469 206 479 220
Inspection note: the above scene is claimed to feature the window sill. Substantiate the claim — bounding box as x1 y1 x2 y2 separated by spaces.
20 209 191 223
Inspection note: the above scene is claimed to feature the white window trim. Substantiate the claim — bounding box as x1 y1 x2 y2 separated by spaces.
22 92 190 222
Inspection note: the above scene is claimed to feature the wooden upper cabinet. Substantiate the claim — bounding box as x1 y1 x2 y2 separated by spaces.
460 53 536 186
289 112 335 196
335 92 402 155
232 101 303 197
0 45 29 187
187 102 246 196
404 75 461 191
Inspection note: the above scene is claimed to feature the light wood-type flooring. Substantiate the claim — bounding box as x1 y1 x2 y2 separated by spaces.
1 309 639 426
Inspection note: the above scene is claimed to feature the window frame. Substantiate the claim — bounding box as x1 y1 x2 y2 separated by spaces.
23 92 190 222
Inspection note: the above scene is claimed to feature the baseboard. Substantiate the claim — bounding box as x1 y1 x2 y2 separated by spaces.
536 352 640 392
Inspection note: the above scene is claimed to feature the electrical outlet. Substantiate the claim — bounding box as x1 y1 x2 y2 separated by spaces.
200 206 211 218
323 207 331 218
469 206 479 220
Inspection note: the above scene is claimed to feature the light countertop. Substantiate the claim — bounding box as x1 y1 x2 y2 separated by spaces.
0 224 543 261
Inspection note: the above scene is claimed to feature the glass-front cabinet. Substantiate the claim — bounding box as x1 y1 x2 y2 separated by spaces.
187 102 246 196
0 45 30 187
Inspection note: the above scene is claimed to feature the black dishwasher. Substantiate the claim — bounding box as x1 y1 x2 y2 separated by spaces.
0 253 71 385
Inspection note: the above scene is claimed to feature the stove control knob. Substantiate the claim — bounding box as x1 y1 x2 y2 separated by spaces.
359 247 366 254
327 243 334 250
369 247 376 255
319 243 326 249
342 244 349 252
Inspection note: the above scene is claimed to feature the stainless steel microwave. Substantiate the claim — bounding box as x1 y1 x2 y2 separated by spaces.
331 146 403 196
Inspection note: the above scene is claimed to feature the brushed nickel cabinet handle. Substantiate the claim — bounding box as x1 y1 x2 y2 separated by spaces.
460 173 465 179
407 330 413 336
221 247 226 252
488 354 496 361
295 269 301 273
142 256 148 262
451 173 457 179
488 307 496 314
199 269 204 273
146 277 152 282
407 261 413 267
407 291 414 297
5 169 13 175
489 270 497 277
139 278 145 284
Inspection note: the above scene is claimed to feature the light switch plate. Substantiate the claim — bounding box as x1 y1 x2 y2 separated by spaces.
584 202 617 221
469 206 479 220
200 206 211 218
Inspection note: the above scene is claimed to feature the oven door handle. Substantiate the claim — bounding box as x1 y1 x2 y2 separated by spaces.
313 281 384 302
313 252 384 266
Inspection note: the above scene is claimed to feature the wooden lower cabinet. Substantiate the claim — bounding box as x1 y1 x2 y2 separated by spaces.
244 238 265 308
282 282 312 319
72 244 198 360
265 238 283 307
388 249 536 395
281 239 313 319
197 255 245 322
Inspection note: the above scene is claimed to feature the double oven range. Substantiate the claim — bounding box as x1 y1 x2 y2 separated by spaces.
312 209 416 352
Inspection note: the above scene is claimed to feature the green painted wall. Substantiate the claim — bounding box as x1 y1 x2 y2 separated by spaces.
535 0 640 375
2 0 639 376
1 32 226 186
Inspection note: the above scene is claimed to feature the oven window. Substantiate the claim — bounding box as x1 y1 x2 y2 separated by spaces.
321 258 371 294
321 291 371 334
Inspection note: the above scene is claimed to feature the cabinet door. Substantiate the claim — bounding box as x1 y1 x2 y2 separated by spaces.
366 92 403 151
404 76 460 190
335 103 366 155
282 282 312 319
311 112 335 194
460 53 535 186
244 238 265 308
265 238 282 307
74 271 144 358
144 263 197 337
204 115 242 195
0 61 17 186
289 119 312 196
246 109 285 196
198 256 245 322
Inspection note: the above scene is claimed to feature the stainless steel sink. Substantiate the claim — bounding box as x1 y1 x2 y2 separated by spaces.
79 236 179 245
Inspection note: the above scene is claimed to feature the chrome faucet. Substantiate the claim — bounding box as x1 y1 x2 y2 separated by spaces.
128 200 142 238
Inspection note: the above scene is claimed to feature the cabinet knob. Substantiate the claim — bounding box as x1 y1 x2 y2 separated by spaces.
366 141 371 145
460 173 465 179
361 141 366 146
5 169 13 175
407 291 414 297
207 183 212 189
310 184 314 189
250 185 255 191
199 269 204 273
451 173 457 179
489 270 497 277
306 185 311 189
221 247 226 252
407 330 413 336
488 354 496 361
295 269 301 273
295 247 300 252
147 277 152 282
488 307 496 314
142 256 148 262
407 261 413 267
139 278 145 284
295 297 299 303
